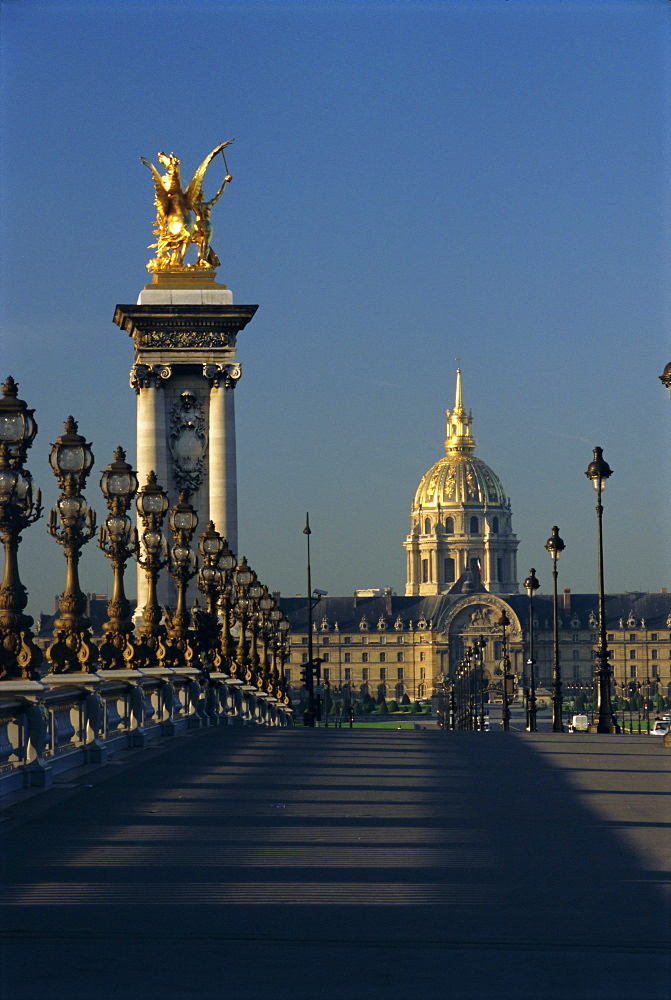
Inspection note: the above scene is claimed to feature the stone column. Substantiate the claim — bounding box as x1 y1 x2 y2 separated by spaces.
205 363 241 556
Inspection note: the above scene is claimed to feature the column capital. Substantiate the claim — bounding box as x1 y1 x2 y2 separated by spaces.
203 363 242 389
130 363 172 391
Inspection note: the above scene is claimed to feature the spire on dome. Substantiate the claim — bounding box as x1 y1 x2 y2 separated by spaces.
445 368 475 454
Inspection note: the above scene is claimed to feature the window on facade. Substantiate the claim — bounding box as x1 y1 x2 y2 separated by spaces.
362 652 368 663
629 649 636 659
397 636 403 644
422 559 429 583
323 668 330 681
444 558 455 584
344 652 351 663
651 649 658 659
572 650 579 660
302 652 309 663
420 667 426 679
572 634 579 642
379 652 386 663
497 558 504 582
629 634 636 642
445 516 454 533
397 651 404 663
470 516 479 534
492 516 499 533
651 633 658 641
322 636 329 645
418 684 426 698
424 517 431 534
344 668 351 680
361 636 368 645
397 668 404 680
322 653 329 663
573 665 580 679
607 634 614 641
629 665 637 678
302 637 308 645
395 683 404 699
344 636 351 645
419 651 425 662
362 668 369 680
380 668 386 680
651 664 658 677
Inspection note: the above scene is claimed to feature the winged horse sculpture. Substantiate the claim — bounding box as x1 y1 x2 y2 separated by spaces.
140 141 234 271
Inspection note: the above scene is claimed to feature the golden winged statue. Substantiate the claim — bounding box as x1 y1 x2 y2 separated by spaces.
140 141 234 272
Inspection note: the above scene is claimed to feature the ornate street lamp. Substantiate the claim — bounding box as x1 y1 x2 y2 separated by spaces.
165 491 199 663
98 447 138 668
498 609 511 731
216 538 237 673
135 471 169 658
523 568 540 732
232 556 253 679
196 520 224 668
544 527 566 732
46 417 97 673
585 447 618 733
0 377 42 680
659 362 671 397
473 635 487 731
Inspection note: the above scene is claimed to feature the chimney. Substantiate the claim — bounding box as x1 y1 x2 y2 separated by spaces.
384 587 393 615
353 591 358 608
563 587 571 612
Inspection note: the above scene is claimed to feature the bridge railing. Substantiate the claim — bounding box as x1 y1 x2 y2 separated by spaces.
0 669 293 796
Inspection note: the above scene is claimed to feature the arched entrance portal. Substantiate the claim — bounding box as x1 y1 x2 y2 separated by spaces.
442 596 524 705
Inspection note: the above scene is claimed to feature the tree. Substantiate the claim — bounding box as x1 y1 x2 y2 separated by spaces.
387 699 398 713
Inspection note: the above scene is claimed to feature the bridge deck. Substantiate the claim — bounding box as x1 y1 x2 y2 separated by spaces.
1 728 669 1000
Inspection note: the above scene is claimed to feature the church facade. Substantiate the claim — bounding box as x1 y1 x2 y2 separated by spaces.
280 372 671 712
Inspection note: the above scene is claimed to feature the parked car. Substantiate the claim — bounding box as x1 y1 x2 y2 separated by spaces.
650 720 669 736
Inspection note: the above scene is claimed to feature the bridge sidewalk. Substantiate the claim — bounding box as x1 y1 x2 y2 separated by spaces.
1 728 669 1000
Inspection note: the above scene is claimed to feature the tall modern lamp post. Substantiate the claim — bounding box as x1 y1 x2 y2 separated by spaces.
523 568 540 732
544 526 566 732
585 447 618 733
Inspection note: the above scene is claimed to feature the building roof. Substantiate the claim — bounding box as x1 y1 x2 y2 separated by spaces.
280 591 671 634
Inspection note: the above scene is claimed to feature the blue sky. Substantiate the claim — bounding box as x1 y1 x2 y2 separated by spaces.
1 0 670 616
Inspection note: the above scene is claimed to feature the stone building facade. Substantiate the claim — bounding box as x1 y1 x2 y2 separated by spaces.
280 589 671 708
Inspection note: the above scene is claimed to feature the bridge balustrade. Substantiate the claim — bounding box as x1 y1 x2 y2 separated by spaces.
0 669 293 796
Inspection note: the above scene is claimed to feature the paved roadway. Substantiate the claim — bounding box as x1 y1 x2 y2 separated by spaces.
1 727 669 1000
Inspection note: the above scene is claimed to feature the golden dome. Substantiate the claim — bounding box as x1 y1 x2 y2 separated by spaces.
414 453 507 508
413 369 508 510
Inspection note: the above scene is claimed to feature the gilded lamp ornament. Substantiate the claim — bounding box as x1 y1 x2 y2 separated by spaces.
141 141 234 272
46 417 98 673
0 377 43 680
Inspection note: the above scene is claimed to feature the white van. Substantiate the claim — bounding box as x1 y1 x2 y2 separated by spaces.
568 715 589 732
